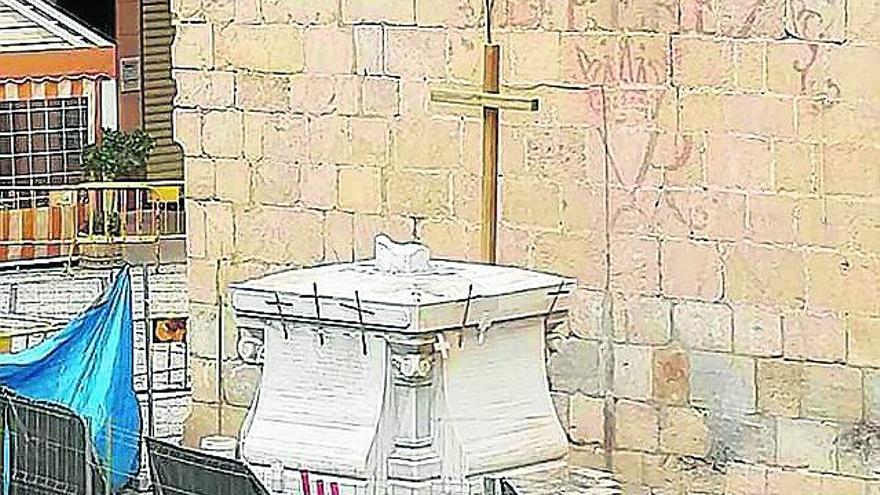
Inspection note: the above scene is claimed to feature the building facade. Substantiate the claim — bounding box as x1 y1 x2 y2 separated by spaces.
115 0 185 179
0 0 120 262
175 0 880 492
47 0 184 179
0 0 185 265
0 2 190 490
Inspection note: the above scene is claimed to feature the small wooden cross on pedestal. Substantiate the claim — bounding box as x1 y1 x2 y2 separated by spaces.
429 0 540 265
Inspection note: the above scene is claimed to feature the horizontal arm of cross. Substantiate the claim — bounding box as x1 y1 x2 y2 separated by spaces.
430 88 540 112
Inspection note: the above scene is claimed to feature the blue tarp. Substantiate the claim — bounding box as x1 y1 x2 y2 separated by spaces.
0 267 140 489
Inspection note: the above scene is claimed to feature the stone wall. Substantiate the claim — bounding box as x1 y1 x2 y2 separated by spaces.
174 0 880 492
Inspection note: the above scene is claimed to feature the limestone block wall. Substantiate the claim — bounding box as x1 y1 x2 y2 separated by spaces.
174 0 880 492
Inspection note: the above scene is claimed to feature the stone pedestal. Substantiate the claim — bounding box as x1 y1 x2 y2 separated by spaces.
230 236 578 495
386 337 440 495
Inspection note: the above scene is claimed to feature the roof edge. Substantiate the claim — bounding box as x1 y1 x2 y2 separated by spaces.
0 0 114 50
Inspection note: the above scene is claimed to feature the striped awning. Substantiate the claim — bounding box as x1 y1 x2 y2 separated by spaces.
0 77 100 101
0 76 108 144
0 77 113 264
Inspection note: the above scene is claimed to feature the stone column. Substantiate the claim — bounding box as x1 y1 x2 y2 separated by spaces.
387 337 441 495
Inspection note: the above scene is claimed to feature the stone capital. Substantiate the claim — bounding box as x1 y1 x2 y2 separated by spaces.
237 326 265 365
391 354 433 383
388 336 436 385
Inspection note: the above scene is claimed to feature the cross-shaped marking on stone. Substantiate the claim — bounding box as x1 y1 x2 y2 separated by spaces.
434 333 451 359
429 0 540 264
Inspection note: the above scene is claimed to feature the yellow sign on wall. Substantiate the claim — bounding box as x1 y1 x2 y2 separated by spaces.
150 186 180 203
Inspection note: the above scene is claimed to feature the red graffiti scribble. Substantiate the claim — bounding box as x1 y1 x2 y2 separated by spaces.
590 87 698 236
575 38 666 86
695 0 713 32
737 0 770 37
581 89 668 128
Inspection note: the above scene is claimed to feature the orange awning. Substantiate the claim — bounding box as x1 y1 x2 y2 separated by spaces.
0 47 116 80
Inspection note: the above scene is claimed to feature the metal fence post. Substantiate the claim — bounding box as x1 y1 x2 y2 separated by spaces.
2 402 8 495
84 419 92 495
143 265 155 438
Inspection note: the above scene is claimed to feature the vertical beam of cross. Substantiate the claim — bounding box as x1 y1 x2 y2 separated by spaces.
485 0 496 43
482 0 500 264
482 43 500 264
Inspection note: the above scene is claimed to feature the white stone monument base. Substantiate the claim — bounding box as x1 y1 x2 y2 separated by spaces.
231 236 616 495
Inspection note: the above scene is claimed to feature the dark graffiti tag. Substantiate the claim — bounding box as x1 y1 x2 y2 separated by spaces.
785 0 846 42
790 43 842 113
792 43 820 93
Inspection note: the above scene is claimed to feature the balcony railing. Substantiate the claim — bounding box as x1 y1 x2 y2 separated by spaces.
0 181 185 264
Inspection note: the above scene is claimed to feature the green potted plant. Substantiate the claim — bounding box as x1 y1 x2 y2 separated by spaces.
81 130 155 236
82 129 155 181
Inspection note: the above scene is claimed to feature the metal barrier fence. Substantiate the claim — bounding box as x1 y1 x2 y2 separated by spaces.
0 181 185 264
0 387 107 495
146 439 269 495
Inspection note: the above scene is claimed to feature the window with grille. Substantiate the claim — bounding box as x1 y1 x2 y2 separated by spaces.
0 98 88 208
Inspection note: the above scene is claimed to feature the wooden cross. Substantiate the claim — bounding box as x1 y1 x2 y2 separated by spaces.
429 0 540 264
